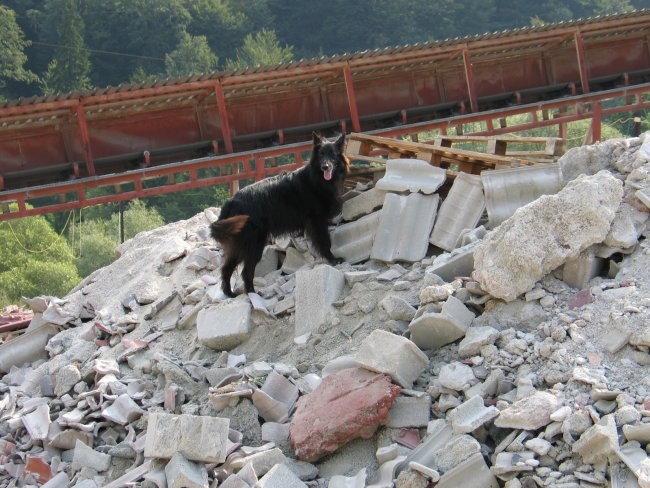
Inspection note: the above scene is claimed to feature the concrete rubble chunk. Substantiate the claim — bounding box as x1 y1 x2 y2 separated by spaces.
165 451 209 488
437 452 499 488
197 299 251 350
448 395 500 434
430 172 485 251
289 367 400 462
331 211 382 264
376 158 447 194
458 326 500 358
387 395 431 428
354 329 428 388
473 170 623 301
380 295 417 322
491 451 536 479
562 249 604 290
494 391 560 430
294 264 344 338
72 439 112 472
144 412 230 463
342 187 386 221
257 463 307 488
433 434 481 473
409 296 475 351
229 447 287 477
371 192 440 263
101 393 144 425
328 467 367 488
572 413 619 464
438 361 476 391
21 403 51 440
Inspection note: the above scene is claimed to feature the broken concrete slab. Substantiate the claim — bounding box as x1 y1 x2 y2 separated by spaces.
197 299 251 351
437 452 499 488
165 452 209 488
386 396 431 428
572 413 619 464
448 395 500 434
294 264 344 338
330 211 381 264
257 463 307 488
430 172 485 251
494 391 560 430
473 170 624 301
375 158 447 194
458 326 500 358
409 296 475 351
354 329 428 388
371 192 439 263
342 187 386 221
144 412 229 463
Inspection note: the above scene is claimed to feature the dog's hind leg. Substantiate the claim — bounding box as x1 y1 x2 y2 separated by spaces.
221 256 239 298
306 219 343 265
241 233 266 295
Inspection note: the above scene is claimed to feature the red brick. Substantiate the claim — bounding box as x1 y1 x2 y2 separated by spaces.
289 367 400 462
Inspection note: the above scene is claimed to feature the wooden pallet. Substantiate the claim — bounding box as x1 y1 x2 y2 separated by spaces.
345 133 541 177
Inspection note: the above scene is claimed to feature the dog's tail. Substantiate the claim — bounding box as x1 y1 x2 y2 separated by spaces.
210 215 249 241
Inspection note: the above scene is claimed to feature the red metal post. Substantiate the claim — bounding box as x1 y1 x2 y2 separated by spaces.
343 64 361 133
214 82 234 153
574 30 590 94
462 47 478 113
75 104 96 176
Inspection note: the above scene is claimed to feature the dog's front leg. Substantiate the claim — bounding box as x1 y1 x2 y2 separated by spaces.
306 219 343 265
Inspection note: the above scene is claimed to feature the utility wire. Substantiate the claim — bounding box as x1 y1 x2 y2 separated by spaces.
30 41 166 62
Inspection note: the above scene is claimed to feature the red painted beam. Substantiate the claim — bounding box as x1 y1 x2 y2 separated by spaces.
343 64 361 133
574 30 590 94
214 82 233 153
462 47 478 113
74 104 96 176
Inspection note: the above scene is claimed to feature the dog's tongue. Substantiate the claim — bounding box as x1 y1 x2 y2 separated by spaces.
324 169 333 181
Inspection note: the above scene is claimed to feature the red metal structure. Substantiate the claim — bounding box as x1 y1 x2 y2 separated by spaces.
1 10 650 220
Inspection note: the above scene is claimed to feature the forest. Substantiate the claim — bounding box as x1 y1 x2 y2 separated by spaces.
1 0 650 306
2 0 650 101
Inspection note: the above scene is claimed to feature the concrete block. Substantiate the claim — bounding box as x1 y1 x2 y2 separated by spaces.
376 158 447 194
257 463 307 488
481 163 562 228
144 412 229 463
281 247 308 274
342 187 386 220
409 296 475 351
636 187 650 209
427 245 475 282
447 395 500 434
230 448 288 477
197 300 251 351
430 172 485 251
294 265 344 338
165 452 208 488
623 423 650 443
572 413 619 464
261 422 290 443
437 452 499 488
387 396 431 428
331 211 381 264
255 246 280 277
371 193 439 263
432 435 481 472
562 249 604 289
403 420 453 472
354 329 428 388
458 326 500 358
72 439 111 472
491 452 535 479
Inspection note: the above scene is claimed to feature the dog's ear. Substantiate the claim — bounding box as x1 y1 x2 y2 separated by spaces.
334 133 346 152
312 132 322 147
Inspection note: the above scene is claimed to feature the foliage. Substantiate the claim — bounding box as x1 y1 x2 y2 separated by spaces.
165 31 218 77
0 5 38 99
0 210 80 306
40 0 91 94
226 29 293 69
70 200 165 278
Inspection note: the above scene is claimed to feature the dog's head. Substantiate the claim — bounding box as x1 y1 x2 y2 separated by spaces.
311 132 349 182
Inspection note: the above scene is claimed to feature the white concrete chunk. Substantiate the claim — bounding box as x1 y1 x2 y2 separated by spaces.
144 412 229 463
294 265 344 338
572 413 619 464
72 439 111 472
197 300 251 351
494 391 560 430
387 396 431 428
371 192 439 263
433 434 481 473
331 211 381 264
427 245 475 282
438 361 476 391
354 329 428 388
437 452 499 488
165 452 209 488
409 296 475 351
342 187 386 220
256 463 306 488
562 249 604 289
448 395 500 434
430 172 485 251
474 170 624 301
376 158 447 194
458 326 500 358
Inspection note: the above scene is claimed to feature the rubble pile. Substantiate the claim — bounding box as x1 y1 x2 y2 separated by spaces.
1 132 650 488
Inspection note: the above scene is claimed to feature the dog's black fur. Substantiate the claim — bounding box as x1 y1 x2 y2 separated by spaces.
210 132 349 297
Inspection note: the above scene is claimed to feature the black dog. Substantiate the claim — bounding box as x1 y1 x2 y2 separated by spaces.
210 132 348 297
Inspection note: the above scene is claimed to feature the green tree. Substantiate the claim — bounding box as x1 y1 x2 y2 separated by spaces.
226 29 293 69
40 0 91 94
165 31 219 77
0 211 80 306
0 5 38 100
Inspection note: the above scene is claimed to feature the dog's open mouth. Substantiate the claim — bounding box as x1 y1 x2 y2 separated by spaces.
321 162 334 181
